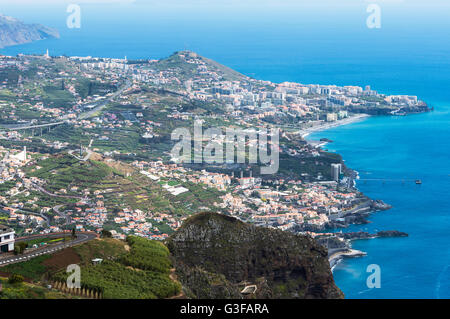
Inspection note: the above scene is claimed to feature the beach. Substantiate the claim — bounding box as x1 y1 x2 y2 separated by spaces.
298 114 371 139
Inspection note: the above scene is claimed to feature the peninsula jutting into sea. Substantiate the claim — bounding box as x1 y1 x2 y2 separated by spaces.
0 47 431 299
0 14 59 49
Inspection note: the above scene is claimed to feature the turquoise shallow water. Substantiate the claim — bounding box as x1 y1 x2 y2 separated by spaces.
1 1 450 298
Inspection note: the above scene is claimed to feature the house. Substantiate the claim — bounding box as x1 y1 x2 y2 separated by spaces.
0 224 15 253
92 258 103 265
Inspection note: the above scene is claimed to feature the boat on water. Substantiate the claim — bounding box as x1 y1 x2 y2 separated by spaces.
415 180 422 184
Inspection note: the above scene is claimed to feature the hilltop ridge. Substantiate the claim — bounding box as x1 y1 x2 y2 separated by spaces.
167 212 344 299
153 50 249 82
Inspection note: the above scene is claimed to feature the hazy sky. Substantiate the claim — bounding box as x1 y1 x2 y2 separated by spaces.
2 0 449 7
3 0 449 17
3 0 450 19
2 0 449 39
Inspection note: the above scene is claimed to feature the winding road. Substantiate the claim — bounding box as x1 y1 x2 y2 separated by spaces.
0 79 131 133
0 232 98 267
0 81 131 268
78 80 132 120
52 205 71 226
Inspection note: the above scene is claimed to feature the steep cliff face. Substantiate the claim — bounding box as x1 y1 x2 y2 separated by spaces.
166 212 344 299
0 15 59 48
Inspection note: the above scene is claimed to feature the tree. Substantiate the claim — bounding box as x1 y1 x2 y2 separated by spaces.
101 230 112 238
250 191 260 198
13 242 27 255
8 274 24 284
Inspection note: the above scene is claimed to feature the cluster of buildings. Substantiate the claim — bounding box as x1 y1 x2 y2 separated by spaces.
0 51 420 241
116 52 425 126
133 158 362 233
70 199 183 241
215 177 361 231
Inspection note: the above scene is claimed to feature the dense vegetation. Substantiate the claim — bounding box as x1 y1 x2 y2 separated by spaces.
1 236 180 299
168 212 344 299
120 236 171 273
41 85 75 108
53 236 180 299
73 238 128 263
1 255 51 281
75 79 118 99
26 155 115 195
0 277 70 299
54 259 176 299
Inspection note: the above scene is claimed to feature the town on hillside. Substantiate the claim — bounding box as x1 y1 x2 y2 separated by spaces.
0 50 426 251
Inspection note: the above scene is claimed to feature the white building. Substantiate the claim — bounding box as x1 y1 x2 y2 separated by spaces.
326 113 338 122
11 146 27 162
0 224 15 253
331 163 342 182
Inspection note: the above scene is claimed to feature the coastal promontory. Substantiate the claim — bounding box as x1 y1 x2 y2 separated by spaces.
0 14 59 48
166 212 344 299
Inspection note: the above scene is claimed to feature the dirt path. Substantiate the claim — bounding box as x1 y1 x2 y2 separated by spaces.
168 268 185 299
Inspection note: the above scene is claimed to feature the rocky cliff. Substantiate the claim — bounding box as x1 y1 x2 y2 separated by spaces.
0 14 59 48
166 212 344 299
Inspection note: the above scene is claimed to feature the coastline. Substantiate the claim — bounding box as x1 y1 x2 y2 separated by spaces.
299 111 387 231
300 112 399 269
329 249 367 271
299 113 370 139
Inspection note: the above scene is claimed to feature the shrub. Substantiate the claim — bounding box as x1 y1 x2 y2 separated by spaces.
14 242 28 255
8 274 24 284
121 236 171 273
52 236 180 299
101 230 112 238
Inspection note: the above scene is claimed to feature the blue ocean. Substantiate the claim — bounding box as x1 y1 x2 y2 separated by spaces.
2 0 449 298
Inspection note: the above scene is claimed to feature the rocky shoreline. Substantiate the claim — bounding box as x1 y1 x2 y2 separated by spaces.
321 176 409 267
326 198 392 229
338 230 408 240
305 114 416 267
328 249 367 270
325 230 409 271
